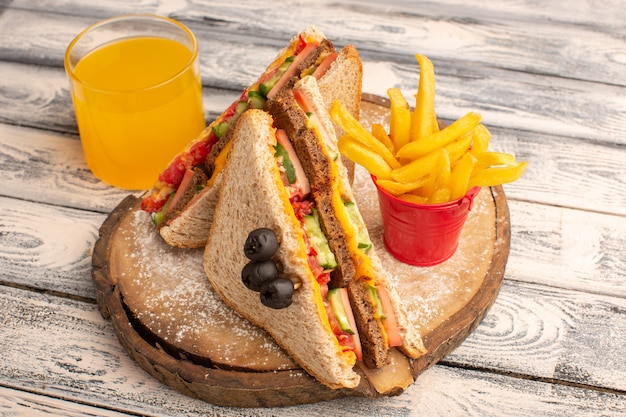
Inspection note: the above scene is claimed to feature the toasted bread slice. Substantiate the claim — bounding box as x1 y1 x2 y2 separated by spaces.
203 109 361 389
267 75 426 368
148 29 362 249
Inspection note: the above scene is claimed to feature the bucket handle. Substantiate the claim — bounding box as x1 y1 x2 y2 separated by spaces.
462 186 481 211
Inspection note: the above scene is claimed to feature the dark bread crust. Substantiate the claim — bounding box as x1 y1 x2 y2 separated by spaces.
266 88 355 288
266 86 391 368
264 90 308 140
278 39 336 94
161 40 337 228
166 167 208 222
295 130 356 289
348 280 390 369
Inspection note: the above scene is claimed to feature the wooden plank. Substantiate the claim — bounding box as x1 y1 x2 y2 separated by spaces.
2 184 623 310
0 125 624 298
484 126 626 217
1 182 624 390
1 285 624 416
0 286 214 417
4 1 624 88
507 201 626 297
13 0 626 29
0 195 105 298
444 279 626 392
1 201 624 393
0 7 625 143
0 123 131 214
2 51 625 146
0 386 131 417
2 92 625 217
408 365 626 417
0 60 240 136
352 0 626 29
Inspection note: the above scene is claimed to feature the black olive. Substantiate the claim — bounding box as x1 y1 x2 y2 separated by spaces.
244 228 279 261
241 260 278 292
260 278 294 309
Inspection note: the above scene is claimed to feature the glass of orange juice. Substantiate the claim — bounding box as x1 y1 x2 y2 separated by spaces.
64 14 205 189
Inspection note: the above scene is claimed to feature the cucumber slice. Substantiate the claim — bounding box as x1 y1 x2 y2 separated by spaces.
303 209 337 269
259 74 281 97
366 284 386 320
344 202 372 251
247 90 266 109
152 193 175 227
259 55 295 97
212 121 230 139
274 143 297 184
234 100 248 116
327 288 354 334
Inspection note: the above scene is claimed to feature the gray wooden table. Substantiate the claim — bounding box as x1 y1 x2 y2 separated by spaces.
1 1 625 415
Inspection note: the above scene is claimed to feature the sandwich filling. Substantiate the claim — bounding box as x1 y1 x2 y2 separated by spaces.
293 86 404 362
274 128 363 362
142 34 338 227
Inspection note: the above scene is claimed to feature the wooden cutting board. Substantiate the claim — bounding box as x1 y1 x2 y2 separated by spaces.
91 94 510 407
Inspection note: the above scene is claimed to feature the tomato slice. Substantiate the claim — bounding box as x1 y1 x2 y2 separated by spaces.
267 42 320 100
164 168 196 218
275 129 311 196
376 285 403 347
311 52 338 80
294 34 308 55
293 89 337 154
339 287 362 360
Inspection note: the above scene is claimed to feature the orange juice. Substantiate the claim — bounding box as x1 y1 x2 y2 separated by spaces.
69 36 205 189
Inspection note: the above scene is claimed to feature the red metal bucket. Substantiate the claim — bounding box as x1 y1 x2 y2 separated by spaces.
374 177 480 266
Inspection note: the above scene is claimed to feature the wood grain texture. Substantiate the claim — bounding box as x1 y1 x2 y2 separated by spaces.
0 114 623 304
444 279 626 392
2 68 625 216
3 56 625 150
0 123 132 214
507 201 626 297
89 163 507 406
0 0 624 414
0 196 104 298
2 172 622 306
6 1 625 86
408 365 626 417
0 386 132 417
1 285 623 416
0 5 625 144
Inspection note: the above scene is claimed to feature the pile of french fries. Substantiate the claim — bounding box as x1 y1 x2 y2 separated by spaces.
330 54 527 204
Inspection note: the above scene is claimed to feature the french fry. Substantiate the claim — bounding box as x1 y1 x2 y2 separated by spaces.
411 54 438 142
433 149 451 189
337 134 393 180
398 193 429 205
376 177 429 196
470 123 491 155
429 188 451 204
473 151 518 170
445 131 475 166
449 152 478 200
397 112 481 160
371 123 395 154
419 148 451 199
387 88 412 151
390 148 441 183
329 53 527 206
330 100 401 169
469 161 528 188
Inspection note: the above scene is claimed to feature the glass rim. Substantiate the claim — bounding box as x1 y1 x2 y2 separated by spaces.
64 14 199 94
